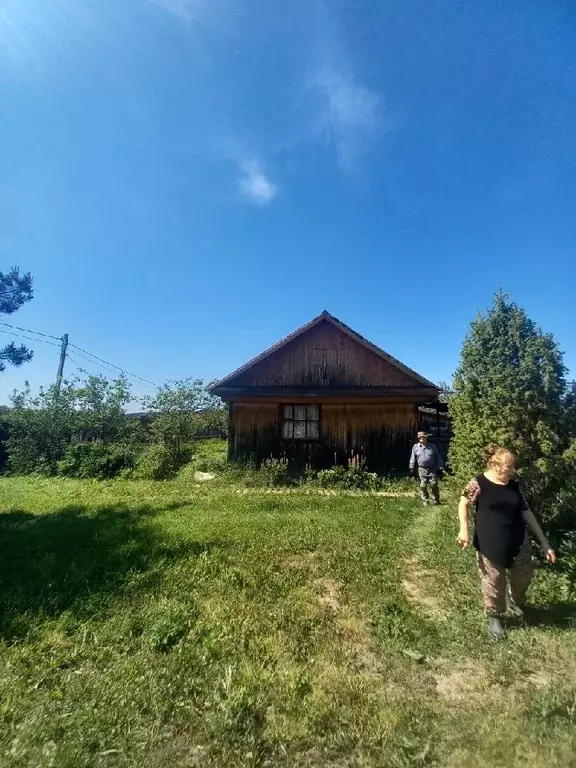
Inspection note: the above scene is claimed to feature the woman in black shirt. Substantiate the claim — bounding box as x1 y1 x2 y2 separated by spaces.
458 445 556 640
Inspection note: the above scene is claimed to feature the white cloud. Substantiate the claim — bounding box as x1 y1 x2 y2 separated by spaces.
149 0 205 22
149 0 382 185
313 64 379 172
238 160 278 205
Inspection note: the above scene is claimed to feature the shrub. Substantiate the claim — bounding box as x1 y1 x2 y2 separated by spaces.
57 442 137 480
314 462 382 491
214 461 260 487
142 379 226 452
529 532 576 604
314 465 347 488
6 374 140 476
7 398 73 476
133 443 192 481
221 457 293 488
259 457 293 487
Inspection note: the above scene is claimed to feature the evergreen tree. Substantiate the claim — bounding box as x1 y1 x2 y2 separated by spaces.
449 291 575 527
0 266 34 372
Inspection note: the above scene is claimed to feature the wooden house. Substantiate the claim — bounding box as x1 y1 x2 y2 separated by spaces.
210 311 441 474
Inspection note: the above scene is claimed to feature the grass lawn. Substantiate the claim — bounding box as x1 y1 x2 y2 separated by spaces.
1 476 575 767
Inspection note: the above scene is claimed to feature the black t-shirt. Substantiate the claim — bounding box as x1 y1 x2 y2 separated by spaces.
472 474 527 568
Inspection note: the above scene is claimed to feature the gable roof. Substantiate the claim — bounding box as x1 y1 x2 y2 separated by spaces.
211 311 439 392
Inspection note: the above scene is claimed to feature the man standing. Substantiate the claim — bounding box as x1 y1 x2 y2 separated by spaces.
409 431 444 505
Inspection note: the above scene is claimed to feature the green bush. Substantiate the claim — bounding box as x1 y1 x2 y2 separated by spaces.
314 463 382 491
213 461 260 487
529 533 576 604
57 442 137 479
142 378 226 450
259 458 293 487
6 374 140 476
219 457 293 488
133 443 192 481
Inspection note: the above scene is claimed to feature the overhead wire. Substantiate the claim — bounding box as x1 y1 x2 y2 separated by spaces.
0 328 61 347
66 353 156 399
68 342 159 388
65 353 104 377
67 348 128 379
0 320 61 341
65 352 82 370
0 319 159 389
62 353 85 378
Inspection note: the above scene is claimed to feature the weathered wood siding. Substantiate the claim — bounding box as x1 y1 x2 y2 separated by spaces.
229 402 279 465
230 401 417 474
229 321 418 389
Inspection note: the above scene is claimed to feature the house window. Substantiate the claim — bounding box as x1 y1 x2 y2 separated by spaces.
282 404 320 440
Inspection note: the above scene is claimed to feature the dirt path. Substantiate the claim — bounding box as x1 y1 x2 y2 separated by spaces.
401 503 449 620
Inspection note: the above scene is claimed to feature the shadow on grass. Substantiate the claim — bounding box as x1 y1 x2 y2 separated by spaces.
0 502 222 640
525 602 576 629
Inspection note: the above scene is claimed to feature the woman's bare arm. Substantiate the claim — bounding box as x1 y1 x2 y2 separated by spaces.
457 496 470 548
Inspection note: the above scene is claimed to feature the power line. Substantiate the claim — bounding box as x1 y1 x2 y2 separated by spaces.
67 349 127 378
69 347 157 389
68 342 159 388
63 352 115 378
65 353 107 376
65 353 82 370
0 317 159 389
0 328 61 347
0 321 60 341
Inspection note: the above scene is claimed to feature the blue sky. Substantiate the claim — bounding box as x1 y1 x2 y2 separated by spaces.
1 0 575 404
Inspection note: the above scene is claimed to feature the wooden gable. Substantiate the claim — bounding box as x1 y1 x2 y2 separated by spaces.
212 312 439 398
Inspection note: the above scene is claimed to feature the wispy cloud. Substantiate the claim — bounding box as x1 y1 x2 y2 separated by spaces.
238 160 279 205
150 0 382 189
312 62 379 173
148 0 205 22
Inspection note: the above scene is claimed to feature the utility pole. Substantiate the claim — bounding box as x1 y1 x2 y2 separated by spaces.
55 333 69 396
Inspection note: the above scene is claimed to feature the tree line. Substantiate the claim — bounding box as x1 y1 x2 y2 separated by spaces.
1 376 226 480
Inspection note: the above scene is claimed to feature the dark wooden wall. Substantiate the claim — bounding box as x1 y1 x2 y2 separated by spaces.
418 405 451 462
229 321 417 389
230 401 417 474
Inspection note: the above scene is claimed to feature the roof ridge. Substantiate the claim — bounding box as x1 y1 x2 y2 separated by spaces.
210 312 439 392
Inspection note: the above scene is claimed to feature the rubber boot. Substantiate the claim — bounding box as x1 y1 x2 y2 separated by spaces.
488 616 505 640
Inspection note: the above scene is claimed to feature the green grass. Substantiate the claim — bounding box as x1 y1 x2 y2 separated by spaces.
1 476 575 767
